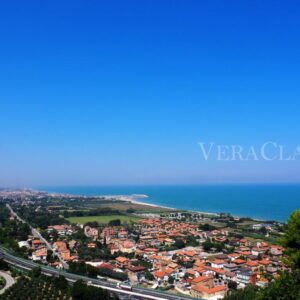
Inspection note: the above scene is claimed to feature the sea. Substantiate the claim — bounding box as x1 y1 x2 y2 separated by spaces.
37 185 300 222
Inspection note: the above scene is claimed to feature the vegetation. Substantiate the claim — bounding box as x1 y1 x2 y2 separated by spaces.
0 276 6 290
280 210 300 269
14 205 67 229
72 279 117 300
0 275 71 300
63 207 122 218
224 285 258 300
0 271 118 300
199 223 217 231
66 215 140 225
202 240 225 252
0 204 31 254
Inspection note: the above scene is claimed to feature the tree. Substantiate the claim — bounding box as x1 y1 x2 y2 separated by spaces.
168 276 175 284
108 219 121 226
227 280 237 290
224 285 258 300
199 223 217 231
31 266 41 278
145 271 154 281
72 280 86 299
0 259 9 271
280 210 300 269
53 275 68 290
71 279 115 300
174 239 185 249
256 270 300 300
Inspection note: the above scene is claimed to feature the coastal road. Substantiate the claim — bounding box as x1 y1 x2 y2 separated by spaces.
0 270 15 295
0 246 195 300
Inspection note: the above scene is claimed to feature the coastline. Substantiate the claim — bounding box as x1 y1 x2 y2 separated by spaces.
43 189 219 216
46 190 221 217
119 196 220 217
36 186 293 222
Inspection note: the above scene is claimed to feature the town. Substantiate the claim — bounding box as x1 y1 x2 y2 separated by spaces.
0 189 288 299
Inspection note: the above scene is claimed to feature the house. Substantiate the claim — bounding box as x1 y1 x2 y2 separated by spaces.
251 247 267 256
256 277 269 287
227 253 240 262
127 265 146 282
18 241 30 249
115 256 129 269
53 241 67 252
119 240 135 253
191 275 213 285
32 247 47 261
223 263 238 272
47 225 72 236
191 284 227 300
118 228 128 238
60 249 71 261
234 258 246 266
164 238 175 246
270 245 283 256
68 240 77 249
154 270 168 283
87 243 96 248
84 226 99 240
211 259 225 269
246 260 259 271
239 239 252 247
258 259 271 270
31 239 42 250
236 268 256 285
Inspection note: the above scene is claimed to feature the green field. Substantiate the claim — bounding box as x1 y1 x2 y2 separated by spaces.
66 215 141 225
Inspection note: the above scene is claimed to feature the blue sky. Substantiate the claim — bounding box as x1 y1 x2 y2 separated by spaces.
0 0 299 186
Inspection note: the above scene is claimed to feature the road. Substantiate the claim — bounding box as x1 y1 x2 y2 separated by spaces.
6 204 69 269
0 246 195 300
0 270 15 295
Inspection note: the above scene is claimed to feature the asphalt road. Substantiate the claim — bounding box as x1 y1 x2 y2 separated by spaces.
0 270 15 295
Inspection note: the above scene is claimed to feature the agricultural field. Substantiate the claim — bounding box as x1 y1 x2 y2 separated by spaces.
66 214 141 225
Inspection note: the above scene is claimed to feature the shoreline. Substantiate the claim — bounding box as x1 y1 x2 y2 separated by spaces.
50 191 222 218
46 190 220 216
33 188 285 222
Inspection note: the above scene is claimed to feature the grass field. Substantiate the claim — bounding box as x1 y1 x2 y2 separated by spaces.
66 215 141 225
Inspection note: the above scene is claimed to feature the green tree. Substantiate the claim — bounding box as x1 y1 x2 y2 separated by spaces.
145 271 154 281
168 276 175 284
256 270 300 300
108 219 121 226
223 285 257 300
31 266 41 278
174 239 185 249
280 210 300 269
53 275 68 290
227 280 237 290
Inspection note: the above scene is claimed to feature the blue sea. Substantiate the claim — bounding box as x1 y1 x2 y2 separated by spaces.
37 185 300 222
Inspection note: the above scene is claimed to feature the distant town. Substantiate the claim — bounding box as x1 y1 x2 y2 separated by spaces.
0 188 288 299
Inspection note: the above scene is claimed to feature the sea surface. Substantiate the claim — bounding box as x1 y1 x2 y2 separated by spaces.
37 185 300 222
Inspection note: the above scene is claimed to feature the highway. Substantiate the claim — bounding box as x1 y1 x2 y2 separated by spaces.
0 246 195 300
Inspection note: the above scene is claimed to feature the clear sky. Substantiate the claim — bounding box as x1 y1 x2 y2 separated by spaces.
0 0 299 187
